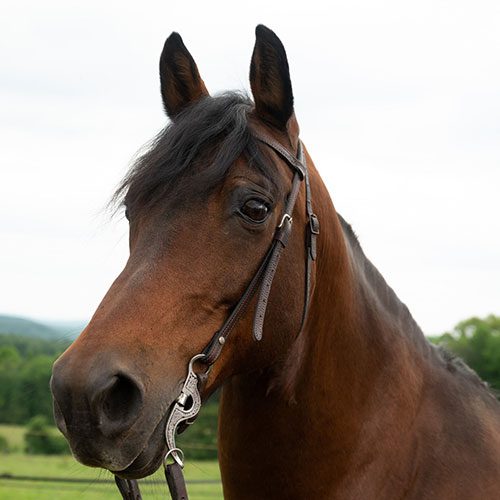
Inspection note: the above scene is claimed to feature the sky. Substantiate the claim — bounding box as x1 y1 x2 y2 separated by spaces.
0 0 499 335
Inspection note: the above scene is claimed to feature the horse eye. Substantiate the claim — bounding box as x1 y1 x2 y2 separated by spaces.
239 199 270 223
124 208 130 221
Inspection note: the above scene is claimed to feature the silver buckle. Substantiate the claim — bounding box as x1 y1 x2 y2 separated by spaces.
309 214 320 235
278 213 293 228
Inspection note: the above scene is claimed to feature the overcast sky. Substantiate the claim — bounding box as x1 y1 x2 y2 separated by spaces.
1 0 499 335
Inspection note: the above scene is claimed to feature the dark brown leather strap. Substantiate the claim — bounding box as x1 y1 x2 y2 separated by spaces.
115 476 142 500
165 462 189 500
300 152 319 333
202 135 316 362
253 140 319 340
252 133 305 178
253 170 303 340
202 245 275 364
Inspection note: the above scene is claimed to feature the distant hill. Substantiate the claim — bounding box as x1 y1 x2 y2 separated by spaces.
44 320 86 340
0 315 84 340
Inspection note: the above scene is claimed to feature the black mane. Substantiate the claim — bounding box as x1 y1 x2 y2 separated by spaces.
113 92 276 215
339 215 494 396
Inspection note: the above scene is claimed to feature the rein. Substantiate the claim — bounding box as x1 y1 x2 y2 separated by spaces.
115 133 319 500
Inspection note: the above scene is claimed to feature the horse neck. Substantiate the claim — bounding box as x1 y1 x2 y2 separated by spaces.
218 161 432 496
273 159 430 407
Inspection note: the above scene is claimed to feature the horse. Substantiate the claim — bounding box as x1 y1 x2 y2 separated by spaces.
51 25 500 499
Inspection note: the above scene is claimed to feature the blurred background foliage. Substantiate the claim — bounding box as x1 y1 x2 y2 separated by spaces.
0 332 219 459
0 314 498 460
429 314 500 391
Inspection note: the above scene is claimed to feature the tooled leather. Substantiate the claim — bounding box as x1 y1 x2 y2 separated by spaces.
252 169 302 340
202 139 306 361
252 236 286 340
202 246 274 364
203 138 308 358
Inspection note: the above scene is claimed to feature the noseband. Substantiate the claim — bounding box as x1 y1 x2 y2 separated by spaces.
115 133 319 500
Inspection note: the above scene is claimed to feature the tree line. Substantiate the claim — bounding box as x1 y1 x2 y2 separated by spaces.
0 315 498 457
0 334 70 424
0 333 218 458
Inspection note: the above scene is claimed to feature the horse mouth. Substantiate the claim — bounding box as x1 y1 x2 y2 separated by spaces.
112 414 168 480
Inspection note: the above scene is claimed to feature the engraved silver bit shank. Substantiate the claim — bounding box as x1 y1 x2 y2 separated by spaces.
164 354 206 468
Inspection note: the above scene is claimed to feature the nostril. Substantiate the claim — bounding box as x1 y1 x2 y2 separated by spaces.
103 375 142 421
97 374 143 436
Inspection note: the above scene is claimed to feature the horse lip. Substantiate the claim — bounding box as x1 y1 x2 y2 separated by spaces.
112 378 189 477
111 412 169 479
106 389 180 472
113 444 166 480
61 400 168 473
52 390 68 438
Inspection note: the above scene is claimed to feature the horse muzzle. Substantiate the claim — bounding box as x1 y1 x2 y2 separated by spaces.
50 352 171 474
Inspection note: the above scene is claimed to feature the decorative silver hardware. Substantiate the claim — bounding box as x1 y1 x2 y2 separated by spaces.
177 393 188 407
164 354 208 469
218 336 225 345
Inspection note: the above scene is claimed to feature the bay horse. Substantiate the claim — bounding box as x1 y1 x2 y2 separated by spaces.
51 25 500 499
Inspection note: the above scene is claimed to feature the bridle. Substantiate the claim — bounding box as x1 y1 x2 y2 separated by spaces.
115 133 319 500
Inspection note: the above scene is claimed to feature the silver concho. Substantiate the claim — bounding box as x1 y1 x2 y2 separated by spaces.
164 354 207 468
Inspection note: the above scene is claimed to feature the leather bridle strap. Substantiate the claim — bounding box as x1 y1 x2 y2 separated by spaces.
202 134 310 365
252 166 302 340
253 134 318 339
202 243 275 364
301 157 319 332
115 476 142 500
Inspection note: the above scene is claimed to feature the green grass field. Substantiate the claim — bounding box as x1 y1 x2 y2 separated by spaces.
0 425 222 499
0 424 26 452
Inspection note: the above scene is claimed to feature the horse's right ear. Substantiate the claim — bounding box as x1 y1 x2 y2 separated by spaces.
159 33 209 119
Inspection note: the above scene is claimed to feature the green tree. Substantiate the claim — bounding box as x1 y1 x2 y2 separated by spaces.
0 334 69 423
24 415 68 455
19 355 55 420
434 315 500 391
0 345 23 422
0 345 21 367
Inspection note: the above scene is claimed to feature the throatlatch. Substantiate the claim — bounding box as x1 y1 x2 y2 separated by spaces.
114 134 319 500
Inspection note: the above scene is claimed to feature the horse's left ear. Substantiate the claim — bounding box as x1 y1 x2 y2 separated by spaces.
250 25 294 131
159 32 209 118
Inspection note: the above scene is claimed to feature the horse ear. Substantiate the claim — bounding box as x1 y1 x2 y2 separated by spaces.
250 25 294 130
159 32 209 118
